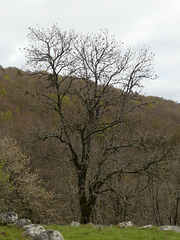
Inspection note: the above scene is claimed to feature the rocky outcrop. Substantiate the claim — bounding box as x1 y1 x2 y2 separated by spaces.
0 212 18 224
0 212 65 240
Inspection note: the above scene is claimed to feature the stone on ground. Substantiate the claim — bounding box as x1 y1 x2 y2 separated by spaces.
117 221 133 228
158 225 180 233
23 224 45 238
71 221 80 226
0 212 18 224
14 218 32 227
34 229 65 240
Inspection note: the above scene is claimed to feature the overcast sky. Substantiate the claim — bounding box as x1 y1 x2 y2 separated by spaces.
1 0 180 102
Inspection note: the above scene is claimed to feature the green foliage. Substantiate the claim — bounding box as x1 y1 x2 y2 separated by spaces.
4 75 11 81
146 102 154 110
16 69 22 76
0 161 10 184
61 95 71 105
48 93 73 110
0 87 7 96
15 106 20 112
0 160 12 198
0 155 13 212
0 110 14 121
132 99 141 105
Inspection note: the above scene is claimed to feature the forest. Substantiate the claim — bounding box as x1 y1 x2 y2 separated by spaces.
0 25 180 226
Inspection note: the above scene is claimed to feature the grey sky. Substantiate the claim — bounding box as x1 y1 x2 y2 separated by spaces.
1 0 180 102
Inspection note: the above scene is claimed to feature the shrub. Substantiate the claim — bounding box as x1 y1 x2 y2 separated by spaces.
0 137 61 223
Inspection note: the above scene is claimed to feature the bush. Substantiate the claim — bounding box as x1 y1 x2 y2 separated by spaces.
0 137 61 223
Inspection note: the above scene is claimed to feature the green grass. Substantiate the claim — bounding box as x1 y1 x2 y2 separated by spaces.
0 225 26 240
45 225 180 240
0 224 180 240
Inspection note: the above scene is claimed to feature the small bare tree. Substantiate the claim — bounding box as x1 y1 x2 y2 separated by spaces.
24 25 161 223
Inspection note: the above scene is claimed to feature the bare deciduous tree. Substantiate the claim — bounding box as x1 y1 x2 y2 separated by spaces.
24 25 163 223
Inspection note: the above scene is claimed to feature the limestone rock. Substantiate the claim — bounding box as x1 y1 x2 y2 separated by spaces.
34 229 65 240
0 212 18 224
14 218 32 227
71 221 80 226
23 224 45 238
117 221 133 228
158 225 180 233
86 222 94 226
140 224 153 229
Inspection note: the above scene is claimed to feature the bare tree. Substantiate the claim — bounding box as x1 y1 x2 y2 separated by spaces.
24 25 161 223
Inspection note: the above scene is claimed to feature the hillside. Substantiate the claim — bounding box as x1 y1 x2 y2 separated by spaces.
0 66 180 226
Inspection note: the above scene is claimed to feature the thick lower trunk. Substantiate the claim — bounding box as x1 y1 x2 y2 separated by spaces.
80 203 92 224
79 188 97 224
77 166 95 224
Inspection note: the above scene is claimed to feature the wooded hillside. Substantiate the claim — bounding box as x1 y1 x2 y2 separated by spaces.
0 65 180 225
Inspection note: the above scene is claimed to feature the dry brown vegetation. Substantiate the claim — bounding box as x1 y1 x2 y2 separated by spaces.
0 65 180 225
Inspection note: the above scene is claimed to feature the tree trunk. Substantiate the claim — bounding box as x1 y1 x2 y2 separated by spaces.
77 165 91 224
173 197 180 225
77 164 97 224
80 202 92 224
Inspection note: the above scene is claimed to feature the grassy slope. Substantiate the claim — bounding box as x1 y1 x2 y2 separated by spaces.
0 225 180 240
